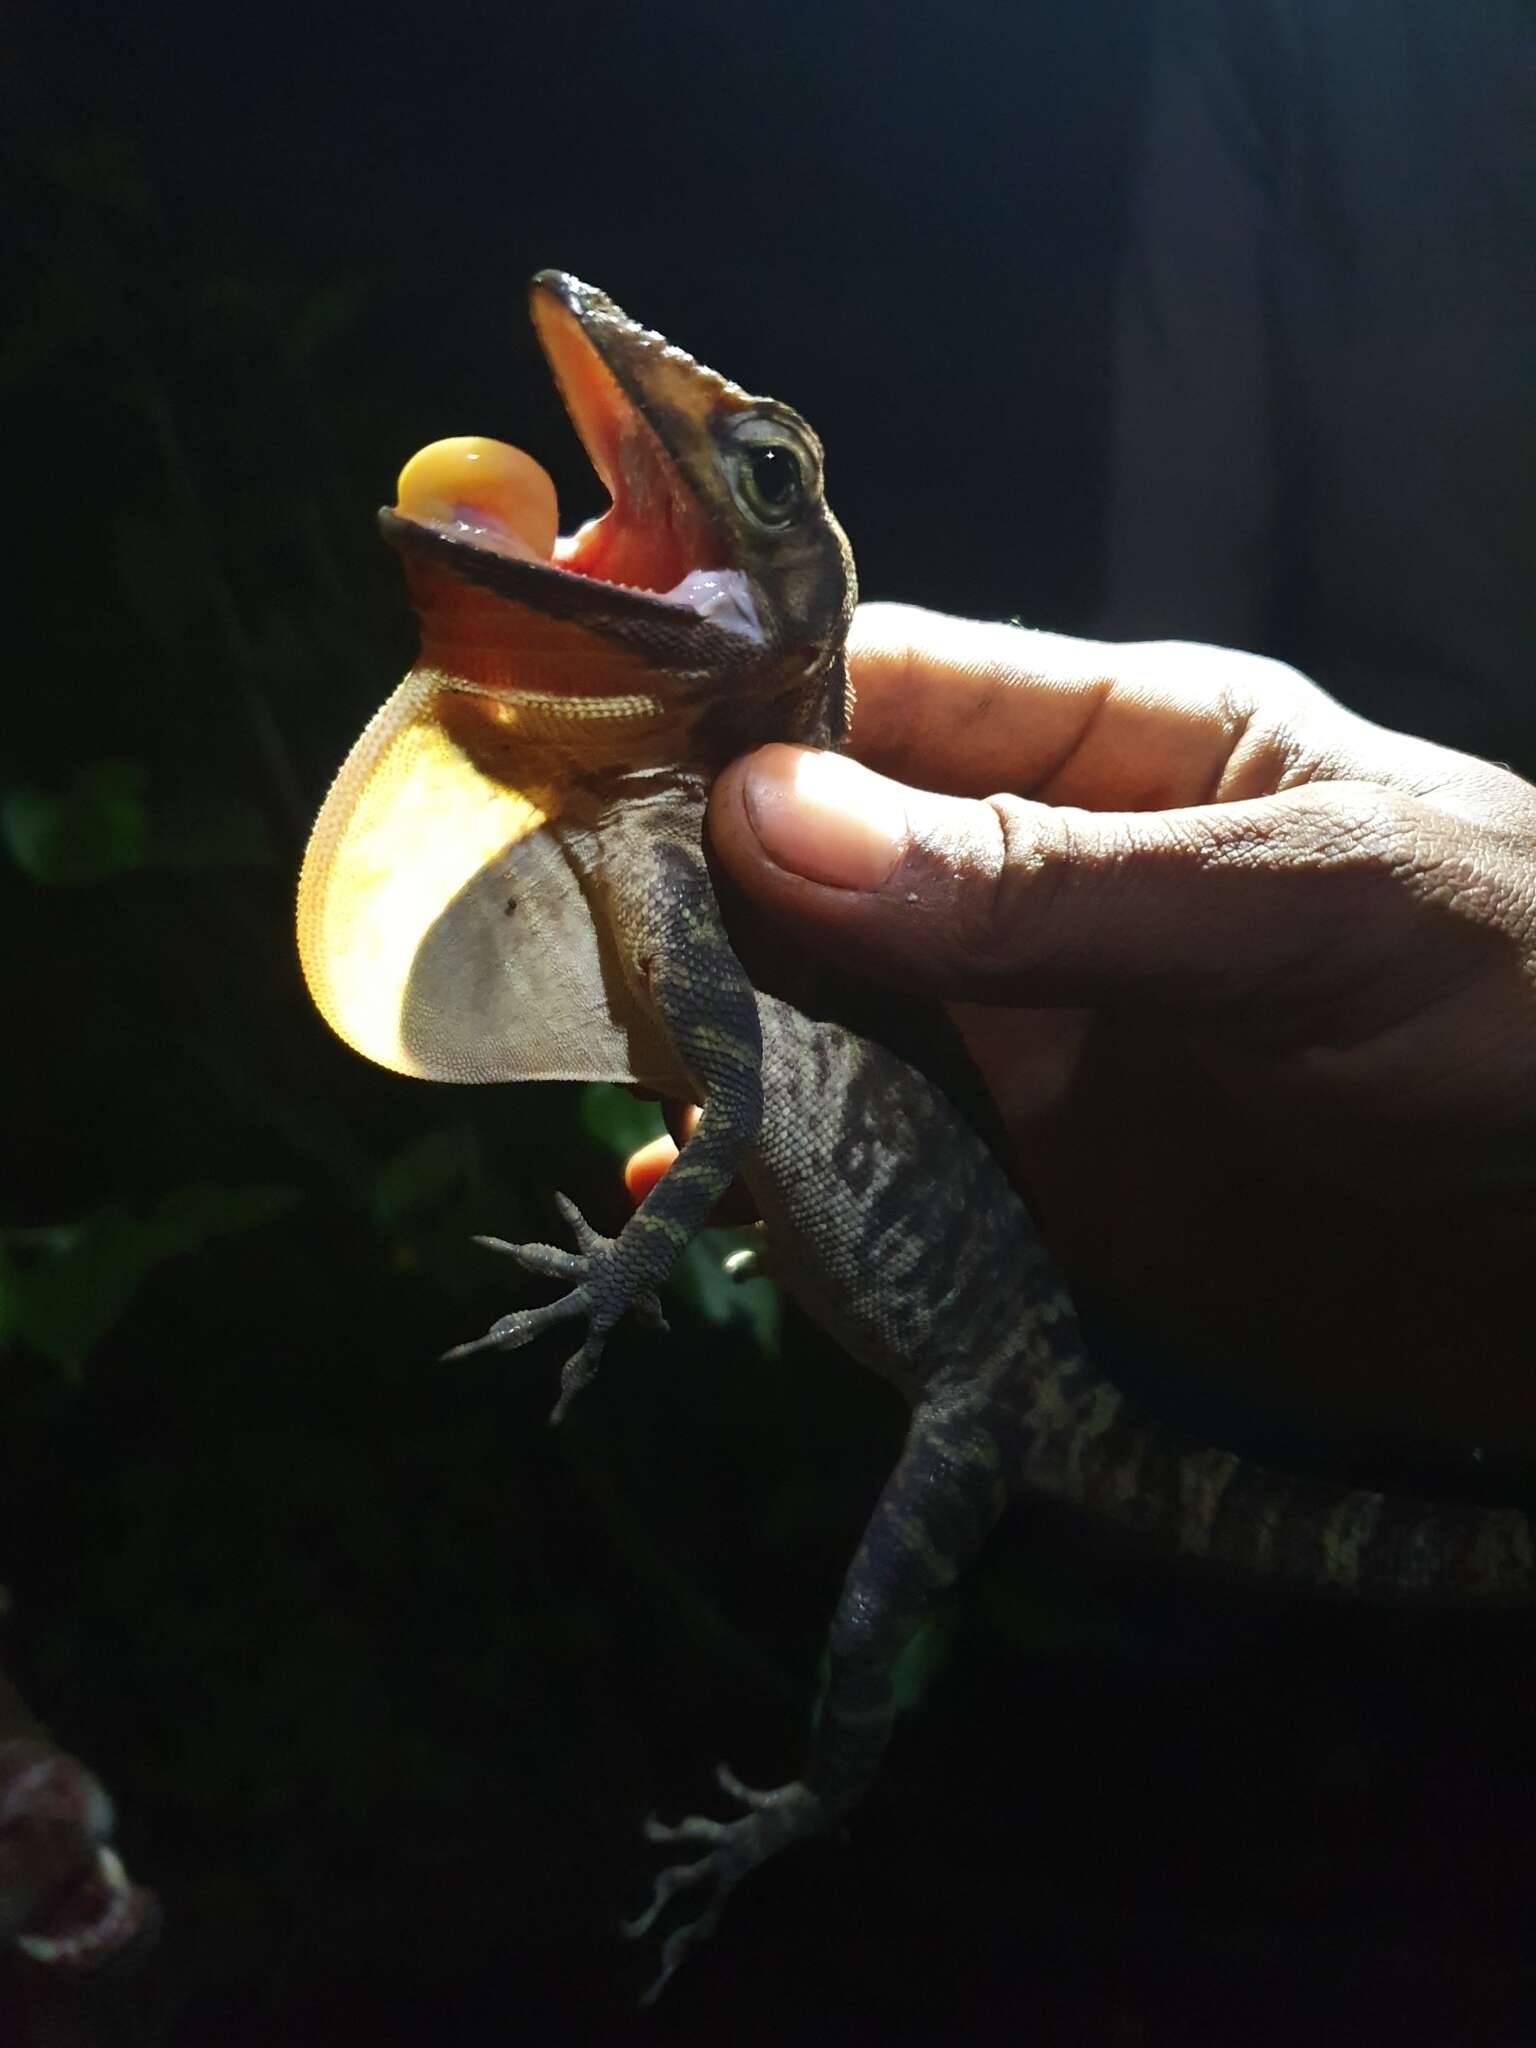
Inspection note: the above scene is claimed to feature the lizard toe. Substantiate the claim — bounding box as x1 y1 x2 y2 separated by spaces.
440 1293 585 1362
626 1770 829 2002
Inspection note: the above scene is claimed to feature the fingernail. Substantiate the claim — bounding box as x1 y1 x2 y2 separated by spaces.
741 746 907 890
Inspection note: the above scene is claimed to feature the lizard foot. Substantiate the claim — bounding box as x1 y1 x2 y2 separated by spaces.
623 1764 827 2005
444 1192 668 1422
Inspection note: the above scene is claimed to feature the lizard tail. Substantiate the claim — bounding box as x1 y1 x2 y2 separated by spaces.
1016 1364 1535 1603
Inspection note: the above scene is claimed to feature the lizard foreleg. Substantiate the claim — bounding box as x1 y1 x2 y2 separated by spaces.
448 872 765 1424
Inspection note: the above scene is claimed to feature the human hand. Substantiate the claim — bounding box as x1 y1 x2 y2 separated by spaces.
642 604 1536 1454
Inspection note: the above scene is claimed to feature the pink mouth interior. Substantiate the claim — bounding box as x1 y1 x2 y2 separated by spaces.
395 290 766 653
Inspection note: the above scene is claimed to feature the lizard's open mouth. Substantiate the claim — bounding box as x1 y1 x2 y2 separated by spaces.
380 271 763 643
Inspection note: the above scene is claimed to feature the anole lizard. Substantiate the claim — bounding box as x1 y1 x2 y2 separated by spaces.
297 272 1535 2001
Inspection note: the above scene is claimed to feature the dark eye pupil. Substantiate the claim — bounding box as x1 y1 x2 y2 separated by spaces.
750 445 799 509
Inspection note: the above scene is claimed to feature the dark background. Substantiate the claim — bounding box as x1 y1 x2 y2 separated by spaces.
4 3 1535 2043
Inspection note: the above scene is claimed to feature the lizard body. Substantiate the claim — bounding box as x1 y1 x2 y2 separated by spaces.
297 274 1534 2000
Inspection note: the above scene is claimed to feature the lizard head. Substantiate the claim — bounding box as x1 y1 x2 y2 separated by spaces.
381 271 858 759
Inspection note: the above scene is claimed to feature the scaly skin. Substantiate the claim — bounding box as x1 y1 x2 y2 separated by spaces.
455 788 1534 2003
299 273 1536 2005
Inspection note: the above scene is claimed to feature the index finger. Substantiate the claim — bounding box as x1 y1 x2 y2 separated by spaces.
847 602 1349 812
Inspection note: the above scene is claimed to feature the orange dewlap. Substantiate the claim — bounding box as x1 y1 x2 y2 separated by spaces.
396 436 559 562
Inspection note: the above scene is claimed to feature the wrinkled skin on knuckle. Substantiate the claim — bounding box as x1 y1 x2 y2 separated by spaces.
1333 786 1521 943
1417 813 1536 995
1214 651 1461 804
959 792 1077 979
1207 653 1314 797
1300 782 1417 883
1275 789 1457 979
1236 651 1349 743
1285 786 1534 1044
1151 643 1328 801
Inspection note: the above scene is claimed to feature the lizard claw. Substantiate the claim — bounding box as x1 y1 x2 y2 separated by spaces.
713 1761 776 1807
551 1189 604 1253
624 1767 828 2005
447 1194 666 1415
440 1295 584 1363
470 1234 584 1281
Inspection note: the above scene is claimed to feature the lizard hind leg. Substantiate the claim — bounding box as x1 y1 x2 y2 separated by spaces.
444 1191 668 1424
625 1388 1013 2001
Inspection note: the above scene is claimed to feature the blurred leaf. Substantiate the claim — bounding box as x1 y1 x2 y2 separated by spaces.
577 1083 664 1158
2 762 273 881
812 1608 958 1725
370 1126 481 1229
1 760 149 883
140 1182 302 1253
7 1182 302 1377
671 1229 782 1355
890 1608 958 1713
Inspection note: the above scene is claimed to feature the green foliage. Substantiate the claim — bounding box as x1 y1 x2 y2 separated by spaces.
2 760 274 883
672 1229 783 1354
889 1606 959 1712
578 1086 782 1352
4 1183 301 1377
577 1081 665 1158
811 1606 958 1721
0 124 862 2021
2 761 148 883
368 1124 484 1231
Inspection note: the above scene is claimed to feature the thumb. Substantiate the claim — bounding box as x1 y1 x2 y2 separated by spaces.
707 742 1441 1019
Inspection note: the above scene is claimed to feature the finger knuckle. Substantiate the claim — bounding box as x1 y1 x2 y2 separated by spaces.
952 792 1076 972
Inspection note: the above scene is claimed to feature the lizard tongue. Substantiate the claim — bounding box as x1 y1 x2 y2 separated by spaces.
395 431 706 595
395 437 558 563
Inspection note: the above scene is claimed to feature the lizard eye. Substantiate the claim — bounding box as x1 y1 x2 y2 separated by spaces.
730 440 805 527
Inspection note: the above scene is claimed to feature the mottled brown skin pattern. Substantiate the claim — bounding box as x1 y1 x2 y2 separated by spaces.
375 277 1533 2002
